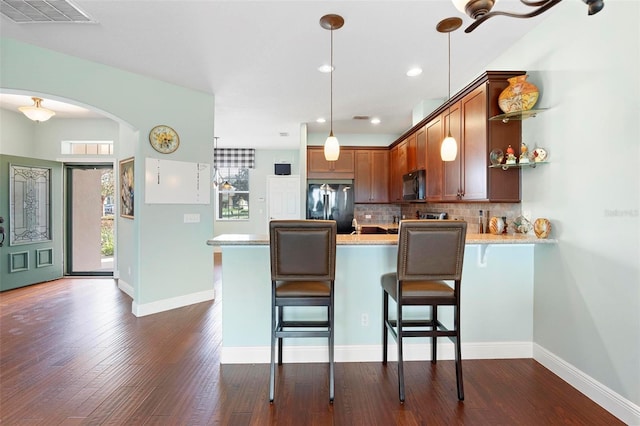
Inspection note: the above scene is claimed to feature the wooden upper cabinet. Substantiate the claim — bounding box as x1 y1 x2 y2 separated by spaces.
406 133 417 172
307 147 355 179
406 71 524 202
397 139 408 177
354 149 388 203
461 84 488 201
425 117 443 201
388 145 402 202
415 127 427 171
441 101 463 201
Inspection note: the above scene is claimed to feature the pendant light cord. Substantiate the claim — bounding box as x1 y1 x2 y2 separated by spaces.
447 31 452 138
330 25 334 137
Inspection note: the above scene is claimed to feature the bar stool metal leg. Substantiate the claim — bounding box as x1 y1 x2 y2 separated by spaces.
397 292 405 403
269 300 276 402
382 289 389 364
329 304 335 403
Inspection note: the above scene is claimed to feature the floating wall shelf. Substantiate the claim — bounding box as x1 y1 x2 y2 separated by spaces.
490 162 548 171
489 108 548 123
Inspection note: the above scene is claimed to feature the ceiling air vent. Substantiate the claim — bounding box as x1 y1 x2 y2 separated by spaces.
352 115 370 120
1 0 96 23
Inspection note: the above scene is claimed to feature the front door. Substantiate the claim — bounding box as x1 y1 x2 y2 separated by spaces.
0 155 63 291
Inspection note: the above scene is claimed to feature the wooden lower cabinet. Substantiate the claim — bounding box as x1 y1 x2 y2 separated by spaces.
354 149 389 203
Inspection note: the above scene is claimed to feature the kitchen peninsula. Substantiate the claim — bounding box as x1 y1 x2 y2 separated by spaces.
207 232 555 365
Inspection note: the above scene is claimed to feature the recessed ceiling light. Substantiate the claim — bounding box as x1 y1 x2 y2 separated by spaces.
371 118 381 124
407 67 423 77
318 64 334 73
316 118 326 123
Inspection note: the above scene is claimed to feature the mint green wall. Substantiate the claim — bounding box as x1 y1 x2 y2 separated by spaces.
487 1 640 406
1 37 215 309
0 109 36 155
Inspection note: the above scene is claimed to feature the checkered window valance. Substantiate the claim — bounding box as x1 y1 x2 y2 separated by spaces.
213 148 255 169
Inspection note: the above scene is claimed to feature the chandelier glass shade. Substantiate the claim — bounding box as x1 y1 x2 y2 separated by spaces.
18 97 55 122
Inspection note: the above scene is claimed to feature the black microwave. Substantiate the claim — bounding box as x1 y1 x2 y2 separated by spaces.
402 170 426 200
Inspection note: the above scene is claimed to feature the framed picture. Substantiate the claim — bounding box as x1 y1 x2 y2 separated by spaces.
119 157 134 218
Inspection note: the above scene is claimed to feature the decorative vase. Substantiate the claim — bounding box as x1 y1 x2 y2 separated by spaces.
489 217 504 235
534 218 551 239
498 75 539 113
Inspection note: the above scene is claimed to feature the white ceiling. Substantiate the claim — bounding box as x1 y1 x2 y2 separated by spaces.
0 0 569 149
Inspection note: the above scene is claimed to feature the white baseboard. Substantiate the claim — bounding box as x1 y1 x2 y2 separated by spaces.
220 341 532 364
534 343 640 426
131 288 215 317
117 278 134 299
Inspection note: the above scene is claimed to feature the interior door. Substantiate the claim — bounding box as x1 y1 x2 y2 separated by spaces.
0 155 63 291
268 175 301 221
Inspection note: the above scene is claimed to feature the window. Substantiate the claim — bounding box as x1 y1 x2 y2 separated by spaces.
217 168 249 220
61 140 114 155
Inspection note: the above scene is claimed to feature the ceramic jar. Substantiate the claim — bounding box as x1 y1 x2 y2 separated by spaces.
534 218 551 239
489 217 505 235
498 75 539 113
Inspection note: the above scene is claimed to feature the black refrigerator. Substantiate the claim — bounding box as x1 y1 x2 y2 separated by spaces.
307 183 355 234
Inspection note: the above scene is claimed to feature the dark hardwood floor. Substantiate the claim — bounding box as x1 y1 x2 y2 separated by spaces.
0 254 623 425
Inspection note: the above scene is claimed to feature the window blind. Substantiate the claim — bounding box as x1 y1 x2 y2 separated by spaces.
213 148 255 169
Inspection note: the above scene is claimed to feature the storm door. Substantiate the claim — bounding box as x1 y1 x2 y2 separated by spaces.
65 164 114 276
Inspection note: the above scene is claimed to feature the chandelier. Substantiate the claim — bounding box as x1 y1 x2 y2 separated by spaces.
452 0 605 33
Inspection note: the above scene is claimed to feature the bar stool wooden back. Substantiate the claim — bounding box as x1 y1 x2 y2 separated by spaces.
381 219 467 402
269 219 337 403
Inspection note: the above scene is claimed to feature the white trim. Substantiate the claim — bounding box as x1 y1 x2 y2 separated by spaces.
117 278 134 299
534 344 640 426
131 289 215 317
220 341 533 364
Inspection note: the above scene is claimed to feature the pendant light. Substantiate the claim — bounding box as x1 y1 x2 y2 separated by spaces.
437 17 462 162
18 97 55 122
220 168 234 191
320 14 344 162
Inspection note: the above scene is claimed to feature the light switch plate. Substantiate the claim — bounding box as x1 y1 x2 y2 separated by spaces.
184 213 200 223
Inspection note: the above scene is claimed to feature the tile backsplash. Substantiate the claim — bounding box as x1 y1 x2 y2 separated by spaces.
354 202 522 234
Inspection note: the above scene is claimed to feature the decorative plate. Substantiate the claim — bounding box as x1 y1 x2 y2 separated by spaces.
149 125 180 154
533 147 547 162
489 149 504 165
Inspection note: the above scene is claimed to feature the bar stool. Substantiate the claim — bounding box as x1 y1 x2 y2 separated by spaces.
269 219 337 403
381 219 467 402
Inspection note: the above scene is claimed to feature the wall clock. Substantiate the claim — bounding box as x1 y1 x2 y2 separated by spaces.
149 125 180 154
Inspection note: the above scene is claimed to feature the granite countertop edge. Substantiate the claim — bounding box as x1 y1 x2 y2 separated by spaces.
207 233 557 246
